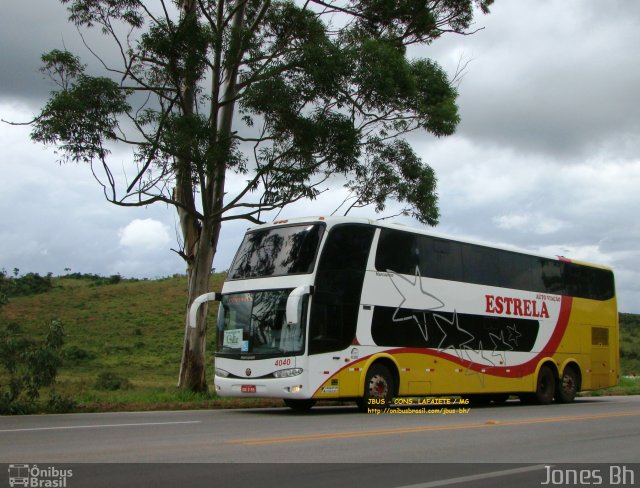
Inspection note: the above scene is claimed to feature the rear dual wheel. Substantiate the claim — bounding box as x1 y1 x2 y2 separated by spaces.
555 366 579 403
520 365 555 405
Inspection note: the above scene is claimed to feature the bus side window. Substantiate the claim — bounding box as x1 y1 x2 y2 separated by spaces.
375 229 418 275
461 244 501 287
420 237 463 281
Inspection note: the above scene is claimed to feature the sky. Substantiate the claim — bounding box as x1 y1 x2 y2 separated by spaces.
0 1 639 312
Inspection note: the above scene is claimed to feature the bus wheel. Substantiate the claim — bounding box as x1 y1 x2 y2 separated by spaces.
532 365 556 405
360 364 394 412
555 366 579 403
284 399 316 411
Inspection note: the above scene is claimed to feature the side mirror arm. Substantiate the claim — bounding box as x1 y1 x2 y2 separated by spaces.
189 292 222 329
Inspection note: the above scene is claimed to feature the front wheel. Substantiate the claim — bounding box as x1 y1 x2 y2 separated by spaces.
358 363 394 412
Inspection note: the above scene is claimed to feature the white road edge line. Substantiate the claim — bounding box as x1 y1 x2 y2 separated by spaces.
392 464 550 488
0 420 201 433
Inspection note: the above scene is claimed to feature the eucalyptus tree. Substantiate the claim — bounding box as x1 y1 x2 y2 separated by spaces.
31 0 493 391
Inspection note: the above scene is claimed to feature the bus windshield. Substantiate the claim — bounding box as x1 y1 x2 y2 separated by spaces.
216 290 305 357
227 224 324 279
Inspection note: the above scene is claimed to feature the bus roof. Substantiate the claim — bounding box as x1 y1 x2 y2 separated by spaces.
247 216 611 271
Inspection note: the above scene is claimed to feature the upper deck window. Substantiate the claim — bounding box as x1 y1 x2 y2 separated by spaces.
228 224 325 279
375 228 614 300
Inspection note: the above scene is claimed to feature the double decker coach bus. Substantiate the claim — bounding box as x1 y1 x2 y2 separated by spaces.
190 216 618 411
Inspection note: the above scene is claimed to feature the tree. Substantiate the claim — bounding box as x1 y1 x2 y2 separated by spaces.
0 320 66 414
29 0 493 391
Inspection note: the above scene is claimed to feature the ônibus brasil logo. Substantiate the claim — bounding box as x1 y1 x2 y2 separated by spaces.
7 464 73 487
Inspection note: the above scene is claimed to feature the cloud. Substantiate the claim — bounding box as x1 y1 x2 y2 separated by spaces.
1 1 640 312
428 0 640 159
118 219 171 250
493 213 564 235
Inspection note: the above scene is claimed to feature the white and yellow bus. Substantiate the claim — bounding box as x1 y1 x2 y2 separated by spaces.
192 216 618 411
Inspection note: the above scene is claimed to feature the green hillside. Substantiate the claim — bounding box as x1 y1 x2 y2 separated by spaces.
0 273 233 411
1 273 639 412
620 313 640 375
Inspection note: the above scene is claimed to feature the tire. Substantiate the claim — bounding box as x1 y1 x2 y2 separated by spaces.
358 363 394 412
555 366 579 403
531 365 556 405
283 399 316 411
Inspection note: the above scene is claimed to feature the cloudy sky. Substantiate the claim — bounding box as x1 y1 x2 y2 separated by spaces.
1 1 639 312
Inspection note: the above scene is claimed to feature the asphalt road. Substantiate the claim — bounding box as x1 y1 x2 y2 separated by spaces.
1 396 639 487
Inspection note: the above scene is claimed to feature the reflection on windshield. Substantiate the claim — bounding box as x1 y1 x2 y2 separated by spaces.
217 290 305 356
228 224 324 279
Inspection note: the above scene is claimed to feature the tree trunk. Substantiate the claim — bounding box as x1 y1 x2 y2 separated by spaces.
176 0 245 392
177 219 219 391
176 0 214 392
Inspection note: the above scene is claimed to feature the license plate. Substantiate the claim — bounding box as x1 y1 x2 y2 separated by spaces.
241 385 256 393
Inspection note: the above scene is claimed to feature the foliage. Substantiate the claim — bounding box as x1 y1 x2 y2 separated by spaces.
64 271 129 286
0 319 66 414
46 392 78 413
29 0 494 391
589 376 640 397
0 269 53 298
0 274 223 405
620 313 640 375
30 0 495 222
33 0 491 389
64 345 96 364
95 371 132 391
620 313 640 330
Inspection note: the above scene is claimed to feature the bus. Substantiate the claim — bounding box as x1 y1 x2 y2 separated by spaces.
190 216 618 411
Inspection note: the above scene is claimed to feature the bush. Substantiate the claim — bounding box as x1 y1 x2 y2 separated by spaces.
0 269 53 297
95 372 131 391
64 345 96 364
46 392 77 413
0 319 65 414
64 272 125 286
108 274 122 285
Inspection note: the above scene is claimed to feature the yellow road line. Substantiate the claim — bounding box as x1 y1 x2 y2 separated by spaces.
229 410 640 446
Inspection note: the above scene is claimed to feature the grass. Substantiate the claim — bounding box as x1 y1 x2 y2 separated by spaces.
1 274 639 413
586 376 640 397
0 273 263 412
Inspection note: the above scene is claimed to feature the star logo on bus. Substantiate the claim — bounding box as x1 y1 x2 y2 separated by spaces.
431 311 485 385
388 266 445 342
507 324 522 346
477 341 498 367
432 310 474 351
489 331 514 365
459 346 487 386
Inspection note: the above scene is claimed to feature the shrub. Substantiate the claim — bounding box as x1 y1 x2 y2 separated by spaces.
95 372 131 391
0 269 53 297
46 392 77 413
64 345 96 364
0 319 65 414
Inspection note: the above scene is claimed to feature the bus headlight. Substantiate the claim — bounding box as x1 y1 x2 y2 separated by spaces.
273 368 303 378
215 368 230 378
